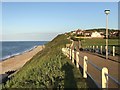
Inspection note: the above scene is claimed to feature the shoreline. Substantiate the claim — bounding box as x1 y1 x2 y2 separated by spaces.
0 46 38 62
0 45 45 74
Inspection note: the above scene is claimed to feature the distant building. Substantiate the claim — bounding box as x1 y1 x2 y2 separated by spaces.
112 31 118 35
99 31 104 35
91 31 104 38
70 31 76 35
84 32 91 36
72 31 76 34
76 29 84 35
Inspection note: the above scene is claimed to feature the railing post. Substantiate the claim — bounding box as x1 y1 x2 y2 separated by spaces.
83 56 88 78
90 46 91 48
96 46 98 49
69 48 71 59
105 45 107 50
66 48 67 55
93 46 94 50
62 48 65 54
72 49 74 63
71 49 72 60
76 51 79 68
101 46 102 54
102 67 108 88
113 46 115 56
65 48 67 56
67 48 69 57
63 48 65 54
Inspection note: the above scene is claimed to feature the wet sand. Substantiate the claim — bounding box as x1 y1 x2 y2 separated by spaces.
0 45 45 74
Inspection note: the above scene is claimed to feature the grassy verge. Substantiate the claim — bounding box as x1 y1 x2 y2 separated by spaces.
81 38 119 54
3 34 88 89
81 38 118 46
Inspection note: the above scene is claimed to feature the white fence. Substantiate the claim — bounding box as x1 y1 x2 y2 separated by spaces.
62 48 120 88
85 45 116 56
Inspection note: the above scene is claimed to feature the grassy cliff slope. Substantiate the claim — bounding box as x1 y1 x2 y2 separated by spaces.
4 34 88 89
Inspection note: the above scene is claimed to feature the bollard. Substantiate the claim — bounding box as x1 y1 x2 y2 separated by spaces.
113 46 115 56
72 50 74 63
76 52 79 68
83 56 88 78
102 67 108 88
101 46 103 54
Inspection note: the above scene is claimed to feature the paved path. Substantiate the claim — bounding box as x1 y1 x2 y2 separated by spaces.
71 41 119 88
77 51 119 88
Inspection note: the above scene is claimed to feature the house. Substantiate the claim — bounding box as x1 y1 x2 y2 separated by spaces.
91 31 104 38
72 31 76 34
85 33 90 36
84 32 91 36
76 29 84 35
99 31 104 35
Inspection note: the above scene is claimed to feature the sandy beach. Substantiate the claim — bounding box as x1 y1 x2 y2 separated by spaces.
0 45 45 74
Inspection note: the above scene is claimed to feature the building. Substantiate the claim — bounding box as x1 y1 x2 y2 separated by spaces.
84 32 91 36
76 29 84 35
91 31 104 38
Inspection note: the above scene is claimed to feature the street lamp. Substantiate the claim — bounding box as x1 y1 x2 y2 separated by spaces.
104 9 110 59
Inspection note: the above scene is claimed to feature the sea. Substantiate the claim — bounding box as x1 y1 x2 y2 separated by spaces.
0 41 48 61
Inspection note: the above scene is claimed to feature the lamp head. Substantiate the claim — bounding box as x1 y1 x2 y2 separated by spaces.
104 9 110 15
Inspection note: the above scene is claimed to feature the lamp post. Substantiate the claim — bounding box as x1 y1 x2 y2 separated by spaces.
104 9 110 59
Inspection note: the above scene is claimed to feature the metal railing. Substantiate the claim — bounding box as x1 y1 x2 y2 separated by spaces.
105 73 120 86
88 60 102 71
62 47 120 88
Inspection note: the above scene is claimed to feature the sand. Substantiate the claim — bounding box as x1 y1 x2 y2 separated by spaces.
0 45 45 74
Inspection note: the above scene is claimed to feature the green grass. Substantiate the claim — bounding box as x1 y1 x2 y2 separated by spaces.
4 34 88 89
81 38 119 54
81 38 118 46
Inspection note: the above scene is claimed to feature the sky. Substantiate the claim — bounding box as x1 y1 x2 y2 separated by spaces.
1 2 118 41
